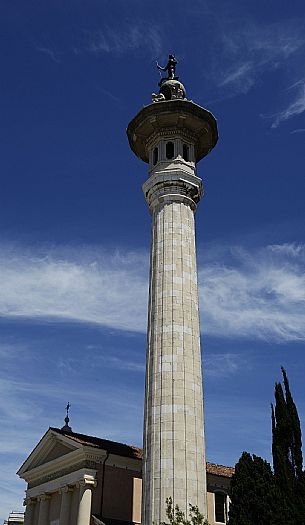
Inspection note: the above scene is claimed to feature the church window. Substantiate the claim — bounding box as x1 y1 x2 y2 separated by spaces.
166 141 174 159
183 144 189 161
153 147 158 165
214 492 226 523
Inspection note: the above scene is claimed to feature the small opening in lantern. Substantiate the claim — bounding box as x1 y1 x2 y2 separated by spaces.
166 142 174 159
183 144 189 161
153 147 158 165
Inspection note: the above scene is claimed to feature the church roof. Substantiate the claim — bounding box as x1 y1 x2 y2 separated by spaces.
50 427 143 459
51 428 234 477
205 462 235 478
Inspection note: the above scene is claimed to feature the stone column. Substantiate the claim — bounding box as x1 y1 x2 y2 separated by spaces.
142 173 206 525
37 494 51 525
24 497 36 525
59 486 73 525
127 94 218 525
76 478 96 525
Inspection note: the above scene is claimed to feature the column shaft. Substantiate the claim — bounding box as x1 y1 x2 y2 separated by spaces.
143 201 206 525
24 499 36 525
77 484 92 525
59 487 73 525
38 495 50 525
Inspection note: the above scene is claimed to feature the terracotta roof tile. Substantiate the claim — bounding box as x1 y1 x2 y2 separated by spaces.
206 462 235 478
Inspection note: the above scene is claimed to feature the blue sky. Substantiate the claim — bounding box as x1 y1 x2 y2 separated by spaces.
1 0 305 519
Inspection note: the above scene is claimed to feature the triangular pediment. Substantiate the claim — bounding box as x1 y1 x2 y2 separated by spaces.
18 428 82 477
30 438 77 470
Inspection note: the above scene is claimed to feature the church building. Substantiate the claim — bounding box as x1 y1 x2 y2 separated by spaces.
18 426 233 525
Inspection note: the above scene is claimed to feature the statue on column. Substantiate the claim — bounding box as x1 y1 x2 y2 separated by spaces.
152 54 186 103
157 54 178 81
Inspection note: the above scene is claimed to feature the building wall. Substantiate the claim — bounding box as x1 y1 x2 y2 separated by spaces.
207 474 231 525
92 463 230 525
94 464 141 522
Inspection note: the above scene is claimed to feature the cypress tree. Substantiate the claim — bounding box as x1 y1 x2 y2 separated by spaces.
229 369 305 524
281 367 303 482
272 368 305 522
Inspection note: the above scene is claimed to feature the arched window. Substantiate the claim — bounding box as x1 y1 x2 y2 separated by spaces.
214 492 226 523
153 147 158 165
183 144 189 161
166 141 174 159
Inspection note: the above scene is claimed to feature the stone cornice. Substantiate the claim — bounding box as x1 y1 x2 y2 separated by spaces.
127 99 218 164
26 468 97 499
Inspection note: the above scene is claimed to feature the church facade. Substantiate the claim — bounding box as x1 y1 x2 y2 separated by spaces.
18 427 233 525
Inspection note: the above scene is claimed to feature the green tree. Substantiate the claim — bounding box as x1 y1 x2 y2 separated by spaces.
161 497 209 525
228 452 284 525
229 368 305 524
272 367 305 522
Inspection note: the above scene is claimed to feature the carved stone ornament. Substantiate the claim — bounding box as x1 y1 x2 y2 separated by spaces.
152 92 166 103
76 476 97 489
58 485 74 494
37 493 51 502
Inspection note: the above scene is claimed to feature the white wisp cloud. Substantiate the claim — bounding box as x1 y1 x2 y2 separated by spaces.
271 80 305 128
199 243 305 341
1 242 305 342
216 20 305 95
0 246 149 332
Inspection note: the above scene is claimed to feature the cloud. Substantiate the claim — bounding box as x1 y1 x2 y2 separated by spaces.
270 80 305 128
1 242 305 342
212 17 305 127
82 25 162 57
36 46 60 63
214 20 305 96
199 243 305 341
290 128 305 134
0 245 149 332
204 353 245 378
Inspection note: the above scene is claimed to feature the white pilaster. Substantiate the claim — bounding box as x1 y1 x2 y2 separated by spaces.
37 494 51 525
59 486 73 525
24 497 36 525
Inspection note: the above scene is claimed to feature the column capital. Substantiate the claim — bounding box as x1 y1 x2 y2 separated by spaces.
24 497 36 506
59 485 74 494
37 493 51 502
76 475 97 489
142 171 203 213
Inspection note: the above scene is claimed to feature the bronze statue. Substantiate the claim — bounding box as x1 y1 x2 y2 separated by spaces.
157 54 177 81
152 53 185 102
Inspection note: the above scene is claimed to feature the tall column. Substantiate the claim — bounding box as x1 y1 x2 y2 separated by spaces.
24 497 36 525
142 175 206 524
59 486 73 525
37 494 51 525
127 73 218 525
76 478 96 525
